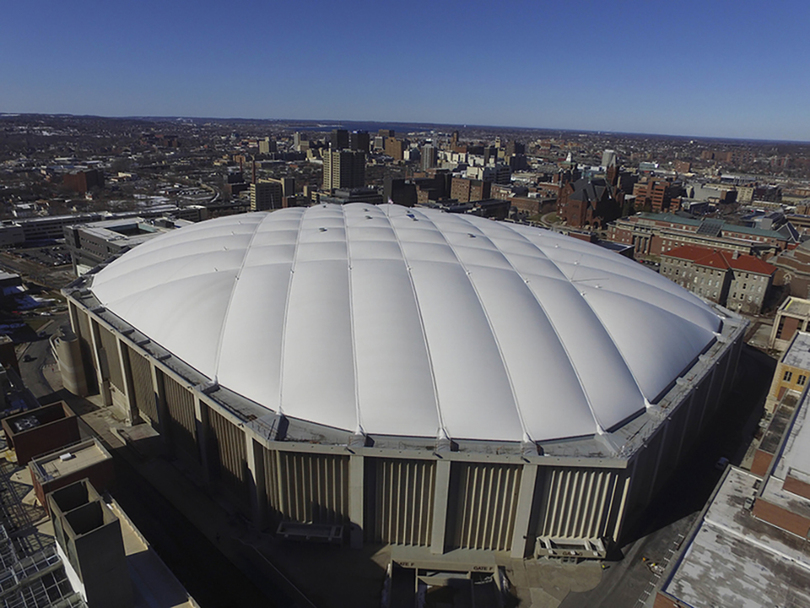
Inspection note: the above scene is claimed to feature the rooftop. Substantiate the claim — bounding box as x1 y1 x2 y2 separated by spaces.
783 332 810 371
79 204 726 445
660 467 810 608
780 296 810 318
635 212 788 240
30 438 111 482
663 244 777 275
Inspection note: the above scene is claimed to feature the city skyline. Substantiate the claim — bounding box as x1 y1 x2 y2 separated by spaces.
2 0 809 141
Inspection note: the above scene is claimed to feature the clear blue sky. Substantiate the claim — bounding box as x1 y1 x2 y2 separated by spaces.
2 0 809 141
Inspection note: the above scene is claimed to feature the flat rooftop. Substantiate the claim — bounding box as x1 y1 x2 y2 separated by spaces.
781 296 810 318
661 467 810 608
33 439 111 481
774 385 810 480
784 332 810 370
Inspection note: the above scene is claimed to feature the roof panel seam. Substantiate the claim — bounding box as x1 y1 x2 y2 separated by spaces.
276 212 306 417
211 214 268 382
382 205 444 438
519 237 649 422
428 214 529 442
494 223 609 434
343 209 362 435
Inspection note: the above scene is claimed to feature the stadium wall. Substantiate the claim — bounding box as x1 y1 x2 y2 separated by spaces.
64 295 745 562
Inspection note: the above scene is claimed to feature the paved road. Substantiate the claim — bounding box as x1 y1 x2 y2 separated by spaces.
16 312 70 399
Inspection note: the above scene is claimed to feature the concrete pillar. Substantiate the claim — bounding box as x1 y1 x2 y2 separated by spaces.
245 436 267 529
87 320 111 407
510 463 538 559
722 342 736 394
67 300 80 335
117 340 139 426
646 425 668 504
674 391 694 465
348 454 364 549
430 459 452 555
612 467 634 543
696 367 717 434
54 333 88 397
194 396 212 484
151 365 169 444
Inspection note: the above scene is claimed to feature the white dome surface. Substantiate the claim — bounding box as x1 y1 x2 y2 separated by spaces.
89 204 722 442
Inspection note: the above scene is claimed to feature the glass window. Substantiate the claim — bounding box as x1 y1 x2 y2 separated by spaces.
784 370 793 382
799 375 807 386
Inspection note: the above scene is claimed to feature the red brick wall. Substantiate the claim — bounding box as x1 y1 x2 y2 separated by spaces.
784 475 810 500
751 449 774 477
753 498 810 537
14 416 81 465
654 592 688 608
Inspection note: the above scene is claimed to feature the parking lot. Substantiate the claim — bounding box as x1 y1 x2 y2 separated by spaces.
14 244 71 267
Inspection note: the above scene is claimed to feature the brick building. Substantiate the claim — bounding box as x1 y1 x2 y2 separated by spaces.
632 178 684 213
607 213 793 260
557 177 620 229
771 238 810 298
450 177 491 204
660 245 776 314
384 138 407 161
63 169 104 194
769 296 810 351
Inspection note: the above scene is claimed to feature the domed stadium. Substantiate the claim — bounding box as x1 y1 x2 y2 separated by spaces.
63 204 746 561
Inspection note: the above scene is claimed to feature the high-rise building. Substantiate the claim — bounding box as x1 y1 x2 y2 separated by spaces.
350 131 370 153
421 144 437 171
323 150 366 191
384 138 406 161
293 132 308 152
331 129 349 150
258 137 276 155
505 141 525 157
250 178 293 211
601 149 618 168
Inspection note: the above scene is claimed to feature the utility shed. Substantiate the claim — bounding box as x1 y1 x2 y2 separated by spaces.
2 401 80 465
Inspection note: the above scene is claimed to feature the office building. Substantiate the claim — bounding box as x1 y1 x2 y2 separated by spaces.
250 178 294 211
258 137 276 155
350 131 370 152
421 144 437 170
323 150 365 190
384 138 406 161
331 129 349 150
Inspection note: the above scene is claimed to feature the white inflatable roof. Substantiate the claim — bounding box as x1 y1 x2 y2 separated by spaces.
90 204 722 442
